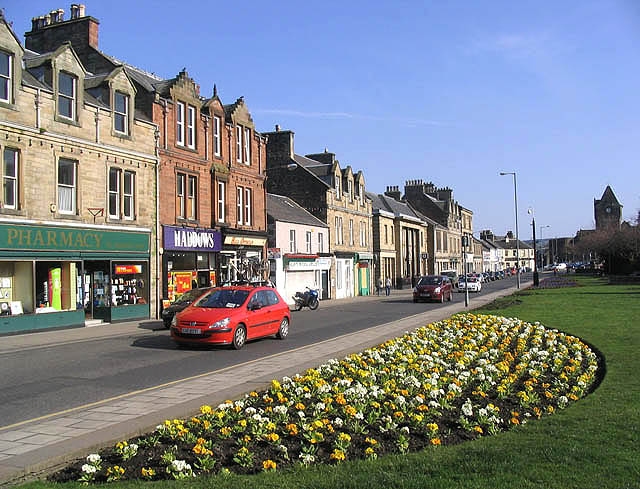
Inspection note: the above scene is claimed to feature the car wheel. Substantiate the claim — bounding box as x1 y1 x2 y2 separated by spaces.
232 325 247 350
413 298 418 303
448 291 452 301
440 293 445 303
163 320 171 329
276 317 289 339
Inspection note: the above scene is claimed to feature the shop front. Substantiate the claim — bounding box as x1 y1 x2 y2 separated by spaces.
162 225 222 307
278 254 331 305
220 229 268 284
0 222 151 335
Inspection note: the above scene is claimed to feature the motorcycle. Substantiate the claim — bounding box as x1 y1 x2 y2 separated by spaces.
292 287 319 311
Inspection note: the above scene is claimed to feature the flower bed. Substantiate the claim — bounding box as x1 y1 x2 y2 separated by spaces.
50 313 599 483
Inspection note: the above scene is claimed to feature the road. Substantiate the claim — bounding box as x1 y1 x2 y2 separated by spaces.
0 274 525 428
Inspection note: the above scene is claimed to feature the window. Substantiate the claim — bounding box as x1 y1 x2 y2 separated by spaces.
187 105 196 148
108 168 135 220
243 127 251 163
236 187 243 224
58 72 77 120
114 91 129 134
360 221 366 247
213 116 221 157
306 231 312 253
318 232 324 253
359 184 364 204
2 147 18 209
335 216 343 245
236 125 243 163
176 102 185 146
57 158 76 214
217 181 225 223
335 177 341 199
384 225 388 244
349 219 354 246
176 173 185 217
244 187 252 225
289 230 296 252
108 168 120 218
123 170 135 219
347 180 353 201
188 175 197 219
176 172 196 220
0 51 12 103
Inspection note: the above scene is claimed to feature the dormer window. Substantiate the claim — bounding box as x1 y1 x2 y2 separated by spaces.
187 105 196 149
347 180 353 201
213 116 221 157
335 177 341 199
0 51 12 103
243 127 251 164
176 102 185 146
114 91 129 134
58 71 77 120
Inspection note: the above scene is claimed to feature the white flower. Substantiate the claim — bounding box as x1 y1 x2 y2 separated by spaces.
86 453 101 464
81 464 97 474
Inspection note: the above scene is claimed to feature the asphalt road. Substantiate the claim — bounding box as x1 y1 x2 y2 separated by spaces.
0 274 525 428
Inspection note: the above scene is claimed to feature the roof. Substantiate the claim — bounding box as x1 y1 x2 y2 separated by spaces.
267 193 328 228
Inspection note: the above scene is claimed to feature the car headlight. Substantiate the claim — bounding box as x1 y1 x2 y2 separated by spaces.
435 287 441 294
209 317 230 329
412 287 418 293
171 315 178 327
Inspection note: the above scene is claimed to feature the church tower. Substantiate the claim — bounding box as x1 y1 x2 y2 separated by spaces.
594 186 622 230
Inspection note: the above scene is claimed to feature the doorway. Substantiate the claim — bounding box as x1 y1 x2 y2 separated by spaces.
83 260 111 321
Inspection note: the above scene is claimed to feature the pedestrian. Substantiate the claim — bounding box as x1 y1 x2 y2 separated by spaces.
377 277 383 296
385 277 391 296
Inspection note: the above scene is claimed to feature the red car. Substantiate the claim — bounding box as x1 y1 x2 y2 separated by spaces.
170 286 291 349
412 275 454 303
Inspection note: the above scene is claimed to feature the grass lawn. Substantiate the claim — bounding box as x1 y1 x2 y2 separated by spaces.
20 276 640 489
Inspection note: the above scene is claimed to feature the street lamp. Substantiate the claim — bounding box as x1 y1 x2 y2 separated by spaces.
499 172 520 289
461 233 469 307
527 208 538 286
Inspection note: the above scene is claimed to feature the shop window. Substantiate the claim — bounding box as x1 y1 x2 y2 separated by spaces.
33 261 83 313
112 263 148 306
0 261 34 315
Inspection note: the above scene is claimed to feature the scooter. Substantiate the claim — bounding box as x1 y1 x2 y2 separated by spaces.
293 287 319 311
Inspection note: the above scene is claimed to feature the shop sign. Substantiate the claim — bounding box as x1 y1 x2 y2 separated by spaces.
0 223 149 252
224 236 267 247
164 226 222 252
357 252 374 260
286 258 332 271
114 264 143 274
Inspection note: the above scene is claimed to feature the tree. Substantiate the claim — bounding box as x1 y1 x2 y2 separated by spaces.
573 223 640 274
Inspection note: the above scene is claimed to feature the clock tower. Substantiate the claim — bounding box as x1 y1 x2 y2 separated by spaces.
594 186 622 230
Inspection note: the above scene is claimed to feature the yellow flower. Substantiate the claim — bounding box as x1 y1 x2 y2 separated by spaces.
200 405 213 415
286 423 299 436
430 438 441 445
262 459 277 471
330 449 346 461
141 467 155 479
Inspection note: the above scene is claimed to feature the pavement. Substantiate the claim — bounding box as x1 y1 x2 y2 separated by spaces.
0 281 527 486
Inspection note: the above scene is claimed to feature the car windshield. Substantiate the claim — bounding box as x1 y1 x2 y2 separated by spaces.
175 288 207 303
418 276 441 286
195 289 250 309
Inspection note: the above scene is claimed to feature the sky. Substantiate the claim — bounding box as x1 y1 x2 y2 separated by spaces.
5 1 640 239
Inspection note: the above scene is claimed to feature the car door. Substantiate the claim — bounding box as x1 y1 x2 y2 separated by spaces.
244 290 266 339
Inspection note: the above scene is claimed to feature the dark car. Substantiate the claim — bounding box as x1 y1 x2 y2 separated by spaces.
412 275 453 303
161 288 212 328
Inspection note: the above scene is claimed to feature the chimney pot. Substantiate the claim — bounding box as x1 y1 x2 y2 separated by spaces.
275 124 280 132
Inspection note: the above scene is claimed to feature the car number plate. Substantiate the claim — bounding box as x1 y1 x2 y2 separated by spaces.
420 293 430 297
181 327 200 335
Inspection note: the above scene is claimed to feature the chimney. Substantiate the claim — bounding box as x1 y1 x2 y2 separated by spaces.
384 186 402 201
25 4 99 57
265 128 295 163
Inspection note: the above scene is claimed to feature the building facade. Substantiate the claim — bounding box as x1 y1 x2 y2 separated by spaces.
264 127 373 299
0 10 158 334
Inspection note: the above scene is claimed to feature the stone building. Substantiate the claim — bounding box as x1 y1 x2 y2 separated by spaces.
264 127 373 299
0 8 158 333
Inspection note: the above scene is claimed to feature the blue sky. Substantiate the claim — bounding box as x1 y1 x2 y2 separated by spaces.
6 1 640 239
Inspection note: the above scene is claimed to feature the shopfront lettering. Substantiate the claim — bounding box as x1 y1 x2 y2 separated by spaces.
6 228 102 249
173 229 217 249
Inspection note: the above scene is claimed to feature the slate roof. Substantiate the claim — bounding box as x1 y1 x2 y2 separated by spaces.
267 193 328 228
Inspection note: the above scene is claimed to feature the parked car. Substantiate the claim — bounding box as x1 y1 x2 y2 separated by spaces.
440 270 459 288
161 287 213 328
170 285 291 349
459 275 482 293
413 275 454 303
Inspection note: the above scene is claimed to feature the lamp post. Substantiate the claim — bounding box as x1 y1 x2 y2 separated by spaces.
461 233 469 307
527 208 538 286
499 172 520 289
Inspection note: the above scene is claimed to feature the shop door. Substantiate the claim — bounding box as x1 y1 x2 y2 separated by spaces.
84 261 111 321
